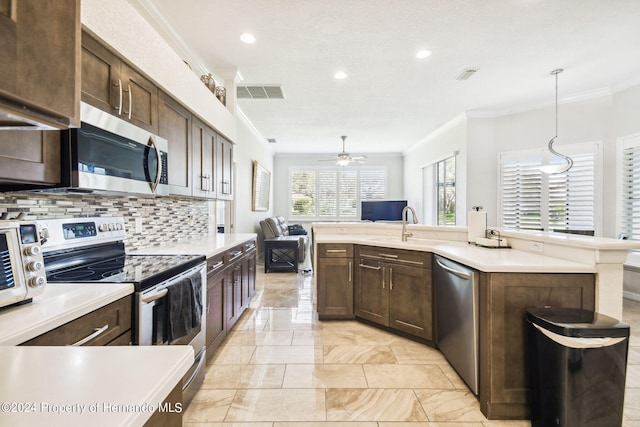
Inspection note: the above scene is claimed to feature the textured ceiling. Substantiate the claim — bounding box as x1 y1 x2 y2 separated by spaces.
131 0 640 155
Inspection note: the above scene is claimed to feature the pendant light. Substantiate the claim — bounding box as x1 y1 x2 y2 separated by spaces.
539 68 573 174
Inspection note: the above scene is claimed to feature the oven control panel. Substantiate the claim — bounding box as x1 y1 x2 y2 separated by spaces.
36 217 127 253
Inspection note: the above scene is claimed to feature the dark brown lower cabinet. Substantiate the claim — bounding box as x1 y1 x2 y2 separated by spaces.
21 295 132 346
354 246 433 341
205 255 226 362
478 272 595 419
317 244 354 319
206 240 256 357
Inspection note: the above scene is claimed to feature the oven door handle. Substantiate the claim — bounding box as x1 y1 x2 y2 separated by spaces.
141 288 168 303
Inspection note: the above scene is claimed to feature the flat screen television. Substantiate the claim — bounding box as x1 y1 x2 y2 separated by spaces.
361 200 407 222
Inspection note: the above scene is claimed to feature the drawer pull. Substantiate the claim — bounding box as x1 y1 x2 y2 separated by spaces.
210 261 224 270
70 324 109 346
379 253 399 259
359 263 381 270
326 249 347 253
230 251 242 258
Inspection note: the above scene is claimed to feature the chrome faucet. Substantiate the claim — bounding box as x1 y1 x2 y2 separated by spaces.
401 206 418 241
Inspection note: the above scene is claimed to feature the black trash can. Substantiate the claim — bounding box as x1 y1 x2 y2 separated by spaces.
527 307 630 427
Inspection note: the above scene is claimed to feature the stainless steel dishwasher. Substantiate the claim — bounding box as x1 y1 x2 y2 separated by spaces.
433 254 480 395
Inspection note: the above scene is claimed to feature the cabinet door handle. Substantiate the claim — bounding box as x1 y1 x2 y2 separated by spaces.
379 253 399 259
390 267 394 290
69 324 109 346
114 79 123 115
358 263 381 270
123 84 132 119
348 261 352 282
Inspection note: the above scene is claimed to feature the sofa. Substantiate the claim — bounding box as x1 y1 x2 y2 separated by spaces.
259 216 308 261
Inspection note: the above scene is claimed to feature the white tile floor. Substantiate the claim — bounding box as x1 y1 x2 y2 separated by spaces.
183 267 640 426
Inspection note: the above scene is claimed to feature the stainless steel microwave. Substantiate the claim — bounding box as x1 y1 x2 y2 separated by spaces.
59 102 169 196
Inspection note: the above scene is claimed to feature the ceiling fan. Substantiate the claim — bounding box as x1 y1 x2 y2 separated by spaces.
319 136 367 166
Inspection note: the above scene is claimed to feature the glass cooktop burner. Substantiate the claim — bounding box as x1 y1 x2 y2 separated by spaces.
45 253 204 291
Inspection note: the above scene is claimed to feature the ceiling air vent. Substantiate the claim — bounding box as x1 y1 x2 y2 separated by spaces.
237 85 285 99
455 68 478 81
267 138 277 143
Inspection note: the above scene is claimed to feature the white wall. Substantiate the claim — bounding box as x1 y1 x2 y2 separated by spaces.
404 114 468 225
233 117 274 235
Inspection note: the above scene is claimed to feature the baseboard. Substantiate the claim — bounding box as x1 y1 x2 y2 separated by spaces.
623 291 640 302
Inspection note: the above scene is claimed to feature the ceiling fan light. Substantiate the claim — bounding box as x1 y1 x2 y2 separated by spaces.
336 158 351 166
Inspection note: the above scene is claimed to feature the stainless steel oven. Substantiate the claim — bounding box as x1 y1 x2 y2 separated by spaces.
36 216 206 406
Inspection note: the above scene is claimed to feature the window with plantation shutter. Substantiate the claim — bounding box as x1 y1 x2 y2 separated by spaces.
500 142 599 233
289 166 387 220
548 152 595 232
620 136 640 240
501 157 543 230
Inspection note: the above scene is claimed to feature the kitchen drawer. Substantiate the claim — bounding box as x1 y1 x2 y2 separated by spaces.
207 252 225 275
318 243 353 258
22 295 132 346
244 240 257 253
356 245 431 269
226 244 244 263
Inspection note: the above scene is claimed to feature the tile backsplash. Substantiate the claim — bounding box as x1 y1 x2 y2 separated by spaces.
0 192 212 251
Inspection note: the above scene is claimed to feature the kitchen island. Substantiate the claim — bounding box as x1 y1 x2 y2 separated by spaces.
313 222 640 420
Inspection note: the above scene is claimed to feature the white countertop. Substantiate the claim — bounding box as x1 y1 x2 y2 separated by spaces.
0 283 134 346
0 345 193 427
130 232 257 257
314 234 594 273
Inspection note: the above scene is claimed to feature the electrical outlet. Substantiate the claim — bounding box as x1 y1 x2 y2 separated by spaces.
530 241 543 253
135 218 143 233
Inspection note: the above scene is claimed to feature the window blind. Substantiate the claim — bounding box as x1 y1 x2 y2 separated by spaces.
289 166 387 219
501 157 543 230
621 143 640 239
500 143 598 233
548 152 595 232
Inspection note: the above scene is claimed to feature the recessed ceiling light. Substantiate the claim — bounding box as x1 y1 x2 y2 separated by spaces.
416 49 432 59
334 71 348 80
240 33 256 44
